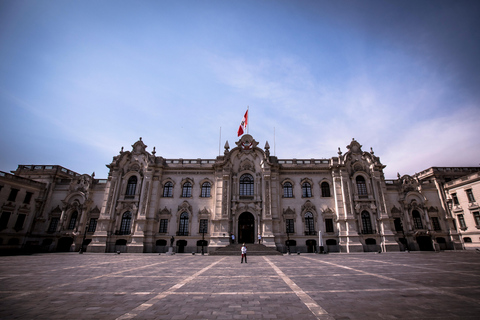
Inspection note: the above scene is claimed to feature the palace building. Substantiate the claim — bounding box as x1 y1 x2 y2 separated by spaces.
1 135 479 254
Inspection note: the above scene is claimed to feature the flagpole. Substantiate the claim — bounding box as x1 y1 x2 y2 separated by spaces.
247 106 249 134
219 127 221 156
274 127 276 156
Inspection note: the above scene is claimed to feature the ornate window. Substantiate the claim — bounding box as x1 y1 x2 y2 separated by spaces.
473 212 480 227
68 211 78 230
178 212 189 236
201 182 211 198
47 217 59 233
304 212 315 235
159 219 168 233
14 214 26 231
7 188 19 202
125 176 137 197
321 182 331 197
302 182 312 198
431 217 441 231
457 214 467 230
466 189 475 202
286 219 295 234
239 174 254 196
119 211 132 235
356 176 367 197
412 210 423 229
199 219 208 233
0 212 11 230
325 218 334 233
87 218 97 233
283 182 293 198
452 193 459 205
361 211 374 234
182 182 192 198
163 182 173 197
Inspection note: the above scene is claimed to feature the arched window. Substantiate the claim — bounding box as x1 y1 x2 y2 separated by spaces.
321 182 331 197
302 182 312 198
361 211 373 234
356 176 367 197
201 182 211 198
283 182 293 198
304 212 315 235
182 182 192 198
464 237 472 243
120 211 132 235
68 211 78 230
239 174 254 196
412 210 423 229
125 176 137 197
178 212 189 236
163 182 173 197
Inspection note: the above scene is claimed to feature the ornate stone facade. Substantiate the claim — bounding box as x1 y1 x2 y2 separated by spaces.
1 135 479 253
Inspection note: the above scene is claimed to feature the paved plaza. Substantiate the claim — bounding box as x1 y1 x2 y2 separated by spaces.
0 252 479 319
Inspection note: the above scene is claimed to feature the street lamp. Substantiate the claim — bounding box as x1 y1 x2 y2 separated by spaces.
79 226 87 254
286 230 290 254
200 220 207 255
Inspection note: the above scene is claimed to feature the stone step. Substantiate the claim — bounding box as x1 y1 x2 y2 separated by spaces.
209 244 283 256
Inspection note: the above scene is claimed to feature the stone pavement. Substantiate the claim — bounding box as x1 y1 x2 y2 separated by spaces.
0 252 479 319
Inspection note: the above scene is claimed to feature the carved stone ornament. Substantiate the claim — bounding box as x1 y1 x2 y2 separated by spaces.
301 200 316 214
199 207 210 216
178 201 192 214
159 207 172 217
391 206 401 214
283 206 295 216
239 159 255 172
323 207 335 214
235 134 259 151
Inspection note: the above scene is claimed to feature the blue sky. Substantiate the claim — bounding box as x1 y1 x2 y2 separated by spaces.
1 0 479 178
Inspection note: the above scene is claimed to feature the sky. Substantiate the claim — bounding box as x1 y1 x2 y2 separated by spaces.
0 0 479 179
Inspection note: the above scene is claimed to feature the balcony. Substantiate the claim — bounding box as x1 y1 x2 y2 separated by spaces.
304 231 317 236
115 230 131 235
176 231 189 236
360 229 376 234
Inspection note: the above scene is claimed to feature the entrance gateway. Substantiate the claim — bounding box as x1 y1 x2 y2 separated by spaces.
238 212 255 243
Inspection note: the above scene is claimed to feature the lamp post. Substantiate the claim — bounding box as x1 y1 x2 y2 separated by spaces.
400 219 409 252
200 220 207 256
286 230 291 254
79 226 87 254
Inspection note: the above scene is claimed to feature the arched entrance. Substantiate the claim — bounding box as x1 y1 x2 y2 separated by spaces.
57 237 73 252
306 239 317 253
238 212 255 243
417 236 434 251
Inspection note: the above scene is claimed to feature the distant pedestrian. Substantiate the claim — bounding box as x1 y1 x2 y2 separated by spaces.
231 234 235 244
258 234 262 244
241 243 247 263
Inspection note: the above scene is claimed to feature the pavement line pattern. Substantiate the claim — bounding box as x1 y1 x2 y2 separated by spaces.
115 257 226 320
346 255 480 278
306 256 480 306
264 257 334 320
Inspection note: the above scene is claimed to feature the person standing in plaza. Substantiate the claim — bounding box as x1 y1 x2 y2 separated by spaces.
258 234 262 244
241 243 247 263
231 234 235 244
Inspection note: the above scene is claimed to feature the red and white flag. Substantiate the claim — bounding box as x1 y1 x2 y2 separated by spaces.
237 110 248 136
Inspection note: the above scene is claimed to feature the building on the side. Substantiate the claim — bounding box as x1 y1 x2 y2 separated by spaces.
1 135 479 254
443 171 480 249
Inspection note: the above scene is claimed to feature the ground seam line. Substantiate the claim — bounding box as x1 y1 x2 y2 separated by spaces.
264 257 334 320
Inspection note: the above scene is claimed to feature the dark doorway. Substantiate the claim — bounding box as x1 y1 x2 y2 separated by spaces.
436 237 447 250
306 239 317 253
57 237 73 252
177 240 187 253
238 212 255 243
417 236 434 251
